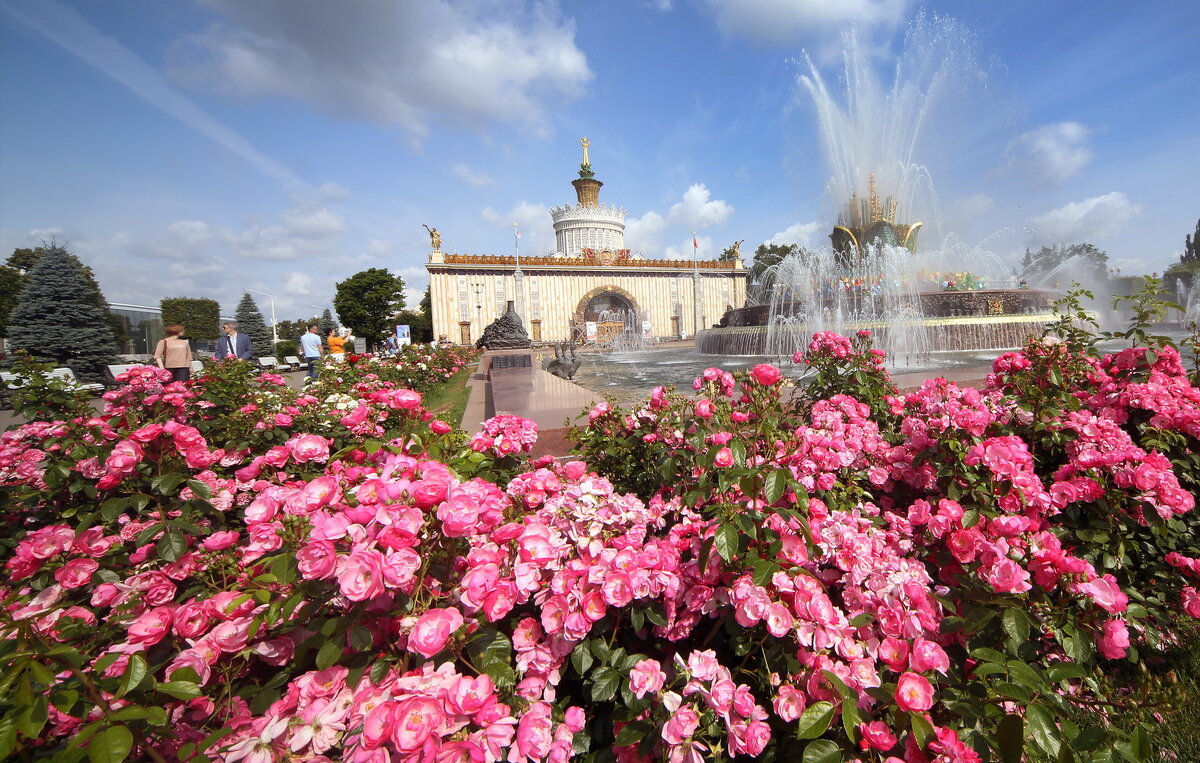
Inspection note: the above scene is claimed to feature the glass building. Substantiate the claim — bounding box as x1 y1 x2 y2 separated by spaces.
109 303 163 356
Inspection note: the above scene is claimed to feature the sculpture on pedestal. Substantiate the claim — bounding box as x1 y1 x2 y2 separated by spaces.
542 341 581 380
475 301 531 350
423 224 443 252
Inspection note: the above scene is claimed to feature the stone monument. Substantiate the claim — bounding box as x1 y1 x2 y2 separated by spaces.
542 341 581 380
476 301 531 350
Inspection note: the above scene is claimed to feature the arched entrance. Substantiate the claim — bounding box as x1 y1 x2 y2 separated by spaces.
573 286 642 342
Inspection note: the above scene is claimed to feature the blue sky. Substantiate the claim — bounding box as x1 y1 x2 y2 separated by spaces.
2 0 1197 322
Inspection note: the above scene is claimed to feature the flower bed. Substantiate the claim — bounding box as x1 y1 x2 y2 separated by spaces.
1 299 1198 762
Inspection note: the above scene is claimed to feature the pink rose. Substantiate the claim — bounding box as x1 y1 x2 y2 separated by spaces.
53 558 98 589
878 637 909 672
1183 587 1200 619
772 684 806 721
983 558 1032 593
1077 574 1129 614
750 363 783 386
661 705 700 745
858 720 898 752
909 639 950 674
334 549 385 602
894 672 934 712
287 434 331 464
173 602 212 639
209 617 252 653
391 697 443 752
201 531 240 552
714 447 734 468
1097 618 1130 659
694 399 715 418
128 606 174 645
514 702 553 761
408 607 464 659
430 420 453 435
629 659 667 699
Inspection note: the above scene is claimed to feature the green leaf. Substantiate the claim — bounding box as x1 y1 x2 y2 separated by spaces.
316 640 343 670
764 469 788 505
1002 608 1031 650
1005 660 1043 690
909 711 933 747
1025 704 1060 757
802 739 842 763
348 626 374 652
1047 663 1087 683
614 720 650 747
1072 726 1106 752
0 715 16 760
88 725 133 763
969 647 1009 664
186 479 213 499
996 714 1024 763
467 629 515 687
156 531 187 563
151 473 188 496
99 498 128 521
714 522 740 562
156 681 203 701
117 654 148 697
794 701 835 740
992 682 1032 703
15 696 47 740
589 668 620 702
571 645 594 676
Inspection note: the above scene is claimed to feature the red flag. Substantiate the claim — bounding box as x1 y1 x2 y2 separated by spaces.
692 234 698 249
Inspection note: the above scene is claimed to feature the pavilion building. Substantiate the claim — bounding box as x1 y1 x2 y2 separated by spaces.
426 140 746 345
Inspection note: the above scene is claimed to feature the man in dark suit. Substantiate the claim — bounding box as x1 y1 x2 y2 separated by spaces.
215 321 254 360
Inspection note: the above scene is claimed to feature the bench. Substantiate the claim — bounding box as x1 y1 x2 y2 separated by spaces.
105 363 141 383
283 355 306 370
1 367 104 394
191 360 204 374
257 356 279 371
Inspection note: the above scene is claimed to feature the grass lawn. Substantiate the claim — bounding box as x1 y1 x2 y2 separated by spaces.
422 365 473 428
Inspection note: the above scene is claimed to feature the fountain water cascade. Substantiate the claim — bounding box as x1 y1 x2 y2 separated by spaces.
697 15 1057 360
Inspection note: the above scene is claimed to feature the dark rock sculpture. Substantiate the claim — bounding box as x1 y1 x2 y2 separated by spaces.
475 302 531 350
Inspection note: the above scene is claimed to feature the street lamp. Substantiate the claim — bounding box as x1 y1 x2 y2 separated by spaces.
247 289 278 344
474 284 483 341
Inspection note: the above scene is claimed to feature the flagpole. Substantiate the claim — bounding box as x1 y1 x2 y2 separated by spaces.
692 232 701 339
512 222 524 322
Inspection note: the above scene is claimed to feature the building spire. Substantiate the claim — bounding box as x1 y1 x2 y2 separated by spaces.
578 136 595 180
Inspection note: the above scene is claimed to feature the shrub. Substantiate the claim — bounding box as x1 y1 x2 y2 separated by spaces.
0 297 1196 762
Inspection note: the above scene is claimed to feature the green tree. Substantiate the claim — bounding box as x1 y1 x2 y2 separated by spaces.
7 243 119 381
1021 242 1110 285
1183 218 1200 264
274 316 318 344
234 293 274 358
160 297 220 342
0 265 22 338
318 308 339 339
394 309 432 343
333 268 406 350
747 243 799 304
8 244 124 347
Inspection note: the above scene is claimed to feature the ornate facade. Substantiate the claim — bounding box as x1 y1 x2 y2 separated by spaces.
426 141 746 345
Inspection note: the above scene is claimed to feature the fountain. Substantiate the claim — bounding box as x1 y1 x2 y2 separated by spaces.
697 15 1057 359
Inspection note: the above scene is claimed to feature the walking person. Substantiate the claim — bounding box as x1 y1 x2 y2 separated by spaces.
215 321 254 360
153 325 194 382
300 323 323 381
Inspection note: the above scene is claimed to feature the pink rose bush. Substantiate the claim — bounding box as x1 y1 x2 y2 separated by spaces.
1 289 1198 761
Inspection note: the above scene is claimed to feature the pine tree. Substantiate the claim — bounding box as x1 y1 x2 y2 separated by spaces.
318 309 338 338
1184 219 1200 264
234 293 273 359
8 243 119 382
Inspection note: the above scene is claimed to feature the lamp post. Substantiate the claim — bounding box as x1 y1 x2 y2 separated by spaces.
474 284 483 342
247 289 278 344
512 222 525 321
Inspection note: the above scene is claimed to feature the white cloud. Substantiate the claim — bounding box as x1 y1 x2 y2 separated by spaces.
767 221 822 248
701 0 910 44
453 163 496 188
281 207 347 239
280 272 313 296
664 234 712 260
624 210 667 254
168 1 592 140
1004 122 1093 186
668 184 734 228
481 201 554 255
1030 192 1140 242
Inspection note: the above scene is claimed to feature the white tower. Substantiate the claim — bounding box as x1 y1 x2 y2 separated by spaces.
550 137 627 256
